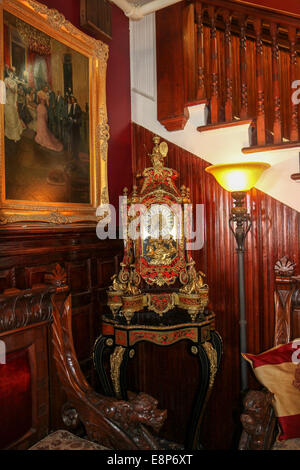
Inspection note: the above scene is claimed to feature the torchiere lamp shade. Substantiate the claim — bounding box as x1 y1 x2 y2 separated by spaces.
205 162 271 192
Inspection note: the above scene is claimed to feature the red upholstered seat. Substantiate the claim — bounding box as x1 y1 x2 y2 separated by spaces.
0 349 32 448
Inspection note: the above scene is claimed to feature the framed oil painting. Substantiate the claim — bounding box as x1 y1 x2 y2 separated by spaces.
0 0 109 226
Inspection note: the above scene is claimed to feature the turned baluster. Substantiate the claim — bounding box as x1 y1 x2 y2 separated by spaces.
208 5 219 123
254 18 266 146
223 10 233 122
238 14 248 120
270 22 282 144
195 0 205 100
288 26 299 142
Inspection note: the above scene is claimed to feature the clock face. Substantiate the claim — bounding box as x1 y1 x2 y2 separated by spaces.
141 204 176 239
141 204 179 265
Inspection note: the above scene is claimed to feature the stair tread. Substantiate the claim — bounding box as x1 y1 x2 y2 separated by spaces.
242 141 300 153
197 119 253 132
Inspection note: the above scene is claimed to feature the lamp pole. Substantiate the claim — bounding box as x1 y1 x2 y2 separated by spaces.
229 191 252 393
205 161 270 393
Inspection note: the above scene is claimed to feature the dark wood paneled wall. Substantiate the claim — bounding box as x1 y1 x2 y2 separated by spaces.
0 227 122 431
131 122 300 449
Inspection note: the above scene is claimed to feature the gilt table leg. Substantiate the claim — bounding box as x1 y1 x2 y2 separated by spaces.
110 346 135 399
110 345 126 399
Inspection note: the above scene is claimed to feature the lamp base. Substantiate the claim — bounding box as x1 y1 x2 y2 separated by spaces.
229 192 251 252
231 191 247 217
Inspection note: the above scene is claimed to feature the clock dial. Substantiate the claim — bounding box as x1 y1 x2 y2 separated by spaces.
141 204 179 265
141 204 176 239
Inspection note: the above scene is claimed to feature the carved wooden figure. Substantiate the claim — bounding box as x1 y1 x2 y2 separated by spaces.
239 390 276 450
274 256 296 345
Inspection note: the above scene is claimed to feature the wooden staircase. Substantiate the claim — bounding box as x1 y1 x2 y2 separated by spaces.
156 0 300 153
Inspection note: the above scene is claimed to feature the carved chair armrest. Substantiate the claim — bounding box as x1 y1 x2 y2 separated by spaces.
239 389 278 450
50 290 168 450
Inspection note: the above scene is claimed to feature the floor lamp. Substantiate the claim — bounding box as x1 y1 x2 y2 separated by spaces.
205 162 270 392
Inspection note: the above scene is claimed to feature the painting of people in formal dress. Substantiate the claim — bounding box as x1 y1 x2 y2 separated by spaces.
3 11 90 204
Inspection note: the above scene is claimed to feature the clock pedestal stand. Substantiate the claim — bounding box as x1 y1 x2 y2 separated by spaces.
93 136 222 449
94 309 222 449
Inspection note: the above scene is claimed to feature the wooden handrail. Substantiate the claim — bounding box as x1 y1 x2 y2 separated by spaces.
203 0 300 29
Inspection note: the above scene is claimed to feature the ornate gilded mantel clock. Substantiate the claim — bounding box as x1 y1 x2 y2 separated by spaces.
94 136 222 449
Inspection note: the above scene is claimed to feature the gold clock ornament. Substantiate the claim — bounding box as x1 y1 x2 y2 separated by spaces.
159 141 168 157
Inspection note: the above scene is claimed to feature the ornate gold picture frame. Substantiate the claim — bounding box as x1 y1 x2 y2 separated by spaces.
0 0 109 227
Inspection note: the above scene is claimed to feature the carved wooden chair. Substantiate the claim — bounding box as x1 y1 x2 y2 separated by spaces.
239 256 300 450
40 285 168 450
0 277 169 450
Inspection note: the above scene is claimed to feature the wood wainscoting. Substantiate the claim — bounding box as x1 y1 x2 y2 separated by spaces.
131 122 300 449
0 226 122 438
